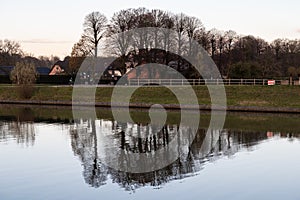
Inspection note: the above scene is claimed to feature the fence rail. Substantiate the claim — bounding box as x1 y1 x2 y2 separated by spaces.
127 79 288 86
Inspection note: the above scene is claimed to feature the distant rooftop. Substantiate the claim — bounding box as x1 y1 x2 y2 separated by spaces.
0 66 50 75
36 67 50 75
0 66 14 75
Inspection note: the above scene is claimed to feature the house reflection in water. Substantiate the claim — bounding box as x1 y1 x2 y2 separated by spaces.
69 119 279 191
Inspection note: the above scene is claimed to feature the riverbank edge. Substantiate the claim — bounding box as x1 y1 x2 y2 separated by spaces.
1 100 300 114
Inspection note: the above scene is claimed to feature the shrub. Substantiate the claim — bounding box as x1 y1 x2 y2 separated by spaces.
10 61 37 99
17 85 35 99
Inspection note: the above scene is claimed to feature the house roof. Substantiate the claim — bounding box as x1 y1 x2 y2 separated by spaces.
0 66 14 75
0 66 50 75
36 67 50 75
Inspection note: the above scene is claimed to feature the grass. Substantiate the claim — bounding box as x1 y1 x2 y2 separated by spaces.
0 85 300 108
223 86 300 107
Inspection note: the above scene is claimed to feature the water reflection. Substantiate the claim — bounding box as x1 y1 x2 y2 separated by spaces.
0 107 35 146
70 119 108 187
0 105 300 193
69 118 299 191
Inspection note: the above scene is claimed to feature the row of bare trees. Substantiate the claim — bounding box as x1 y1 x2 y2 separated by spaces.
0 39 60 67
71 8 300 79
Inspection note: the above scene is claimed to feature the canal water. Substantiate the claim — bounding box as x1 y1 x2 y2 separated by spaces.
0 105 299 200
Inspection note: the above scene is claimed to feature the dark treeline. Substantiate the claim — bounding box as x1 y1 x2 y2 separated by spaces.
2 8 300 79
0 39 60 68
71 8 300 79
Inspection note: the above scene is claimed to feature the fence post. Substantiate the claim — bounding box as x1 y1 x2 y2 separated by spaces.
254 79 256 85
138 78 140 86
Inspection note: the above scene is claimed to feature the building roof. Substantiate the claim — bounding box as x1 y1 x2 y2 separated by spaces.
49 57 70 75
0 66 14 75
36 67 50 75
0 66 50 75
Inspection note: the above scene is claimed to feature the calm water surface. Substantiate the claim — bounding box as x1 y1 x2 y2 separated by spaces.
0 105 300 200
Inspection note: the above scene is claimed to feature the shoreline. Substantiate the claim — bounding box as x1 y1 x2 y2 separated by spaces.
1 99 300 114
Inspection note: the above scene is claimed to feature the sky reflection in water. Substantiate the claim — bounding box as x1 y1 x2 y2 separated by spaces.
0 106 299 200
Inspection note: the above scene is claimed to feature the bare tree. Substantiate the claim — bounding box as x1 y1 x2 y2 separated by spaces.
173 13 187 56
208 28 218 59
0 39 23 55
271 39 283 60
185 16 203 56
223 30 237 76
149 9 169 49
133 8 154 50
224 30 237 53
83 12 107 57
161 12 175 54
216 31 225 74
107 9 136 56
194 28 210 52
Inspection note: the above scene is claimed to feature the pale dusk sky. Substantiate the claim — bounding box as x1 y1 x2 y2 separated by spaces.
1 0 300 59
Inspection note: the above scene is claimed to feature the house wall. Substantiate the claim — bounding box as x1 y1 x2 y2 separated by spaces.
49 65 64 75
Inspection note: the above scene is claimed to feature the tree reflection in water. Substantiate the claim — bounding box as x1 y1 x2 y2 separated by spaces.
0 107 299 191
0 107 35 146
69 118 271 191
70 119 108 187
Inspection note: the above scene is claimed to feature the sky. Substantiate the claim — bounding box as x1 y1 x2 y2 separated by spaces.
1 0 300 59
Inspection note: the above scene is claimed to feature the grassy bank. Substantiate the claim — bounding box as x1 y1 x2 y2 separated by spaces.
0 85 300 108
